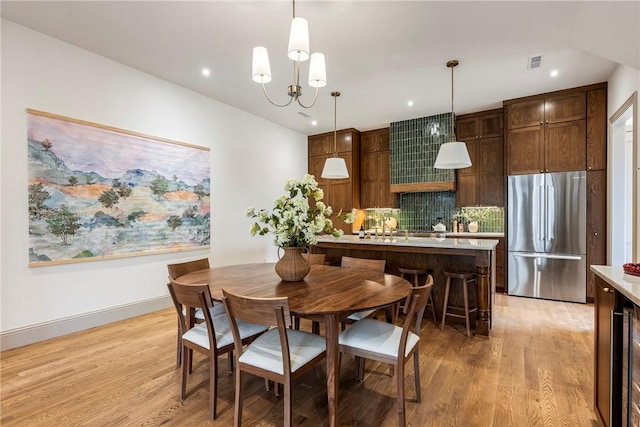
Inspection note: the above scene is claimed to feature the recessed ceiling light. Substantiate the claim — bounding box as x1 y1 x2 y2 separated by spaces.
201 68 211 77
311 120 317 126
407 100 414 107
550 69 559 77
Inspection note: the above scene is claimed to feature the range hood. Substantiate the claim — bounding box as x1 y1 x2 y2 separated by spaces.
389 113 456 193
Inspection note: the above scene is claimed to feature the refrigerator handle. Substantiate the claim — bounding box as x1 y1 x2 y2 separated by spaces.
546 185 554 242
538 184 544 241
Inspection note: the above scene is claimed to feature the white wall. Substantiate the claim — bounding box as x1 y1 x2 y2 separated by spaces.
0 20 308 345
607 64 640 264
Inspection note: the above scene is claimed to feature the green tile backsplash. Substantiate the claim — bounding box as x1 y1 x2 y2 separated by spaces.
390 113 455 184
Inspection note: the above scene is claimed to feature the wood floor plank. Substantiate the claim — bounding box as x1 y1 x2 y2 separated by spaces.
1 294 598 426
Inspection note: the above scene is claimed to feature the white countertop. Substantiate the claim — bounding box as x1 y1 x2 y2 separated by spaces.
354 231 504 238
443 232 504 238
316 234 499 250
591 265 640 306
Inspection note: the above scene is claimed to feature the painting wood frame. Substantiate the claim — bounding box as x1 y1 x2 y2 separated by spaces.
27 109 211 267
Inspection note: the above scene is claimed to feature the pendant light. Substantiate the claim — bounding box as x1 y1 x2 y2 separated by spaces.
434 60 472 169
321 91 349 179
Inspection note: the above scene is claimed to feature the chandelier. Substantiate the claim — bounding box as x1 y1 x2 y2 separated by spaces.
251 0 327 108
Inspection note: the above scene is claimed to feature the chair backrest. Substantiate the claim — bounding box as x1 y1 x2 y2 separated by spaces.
398 281 435 353
222 289 293 373
340 256 386 272
167 279 218 350
400 274 433 315
303 253 326 265
167 258 210 280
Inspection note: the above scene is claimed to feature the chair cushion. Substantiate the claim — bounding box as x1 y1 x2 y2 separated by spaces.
338 318 420 358
346 309 376 322
239 328 326 375
182 315 267 350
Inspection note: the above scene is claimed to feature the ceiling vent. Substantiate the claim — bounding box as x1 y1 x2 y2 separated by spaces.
528 55 543 69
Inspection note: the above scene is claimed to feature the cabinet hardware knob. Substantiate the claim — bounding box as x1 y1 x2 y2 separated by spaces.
594 232 598 236
540 121 544 125
588 166 592 170
604 287 610 292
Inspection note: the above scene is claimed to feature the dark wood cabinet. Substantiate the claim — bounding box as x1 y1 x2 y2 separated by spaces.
456 109 504 207
587 170 607 300
308 129 361 234
506 91 587 175
360 128 398 208
587 88 608 171
594 274 624 427
595 276 616 427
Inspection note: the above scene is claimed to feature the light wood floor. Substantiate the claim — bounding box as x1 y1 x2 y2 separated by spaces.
1 294 597 426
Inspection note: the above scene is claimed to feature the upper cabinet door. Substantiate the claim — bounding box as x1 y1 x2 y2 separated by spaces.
544 92 586 124
507 126 544 175
506 99 544 129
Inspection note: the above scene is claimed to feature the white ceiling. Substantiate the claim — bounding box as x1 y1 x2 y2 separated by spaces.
2 1 638 135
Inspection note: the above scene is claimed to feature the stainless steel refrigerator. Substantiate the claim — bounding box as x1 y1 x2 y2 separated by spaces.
507 171 587 303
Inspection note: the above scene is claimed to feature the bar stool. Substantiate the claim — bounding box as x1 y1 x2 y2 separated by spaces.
440 270 477 337
396 267 436 324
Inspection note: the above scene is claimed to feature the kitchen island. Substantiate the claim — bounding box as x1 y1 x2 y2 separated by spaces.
312 235 499 336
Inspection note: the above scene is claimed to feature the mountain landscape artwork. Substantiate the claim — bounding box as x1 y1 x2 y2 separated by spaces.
27 109 210 266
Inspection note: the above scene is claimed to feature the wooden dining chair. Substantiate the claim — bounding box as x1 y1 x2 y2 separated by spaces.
167 258 225 367
293 253 327 333
340 256 387 325
167 279 267 420
303 252 326 265
222 289 327 427
338 282 434 427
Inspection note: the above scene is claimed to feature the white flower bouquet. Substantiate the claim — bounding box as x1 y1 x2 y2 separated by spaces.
246 174 354 247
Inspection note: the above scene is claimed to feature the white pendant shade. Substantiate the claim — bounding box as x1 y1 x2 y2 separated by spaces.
321 157 349 179
287 17 310 61
252 1 326 108
252 46 272 83
308 52 327 88
433 141 472 169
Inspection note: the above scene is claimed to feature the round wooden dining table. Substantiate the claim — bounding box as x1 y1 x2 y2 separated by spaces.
175 262 411 427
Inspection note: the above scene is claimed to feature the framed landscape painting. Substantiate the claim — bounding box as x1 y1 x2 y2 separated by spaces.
27 109 210 267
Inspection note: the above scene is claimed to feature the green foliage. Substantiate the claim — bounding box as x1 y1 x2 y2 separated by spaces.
128 210 146 222
183 205 198 218
116 184 132 200
150 176 169 199
194 183 207 200
167 215 182 232
73 250 94 258
98 188 120 209
68 176 78 186
85 174 95 185
28 183 51 219
46 204 81 245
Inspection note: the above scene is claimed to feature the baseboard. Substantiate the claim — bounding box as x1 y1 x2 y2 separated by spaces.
0 296 172 351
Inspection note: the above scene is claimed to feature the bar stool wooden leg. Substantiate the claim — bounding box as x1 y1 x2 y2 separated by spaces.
440 276 451 332
462 278 471 338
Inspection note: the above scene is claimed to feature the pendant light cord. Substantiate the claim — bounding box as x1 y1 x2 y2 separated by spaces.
332 91 340 158
447 60 459 143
